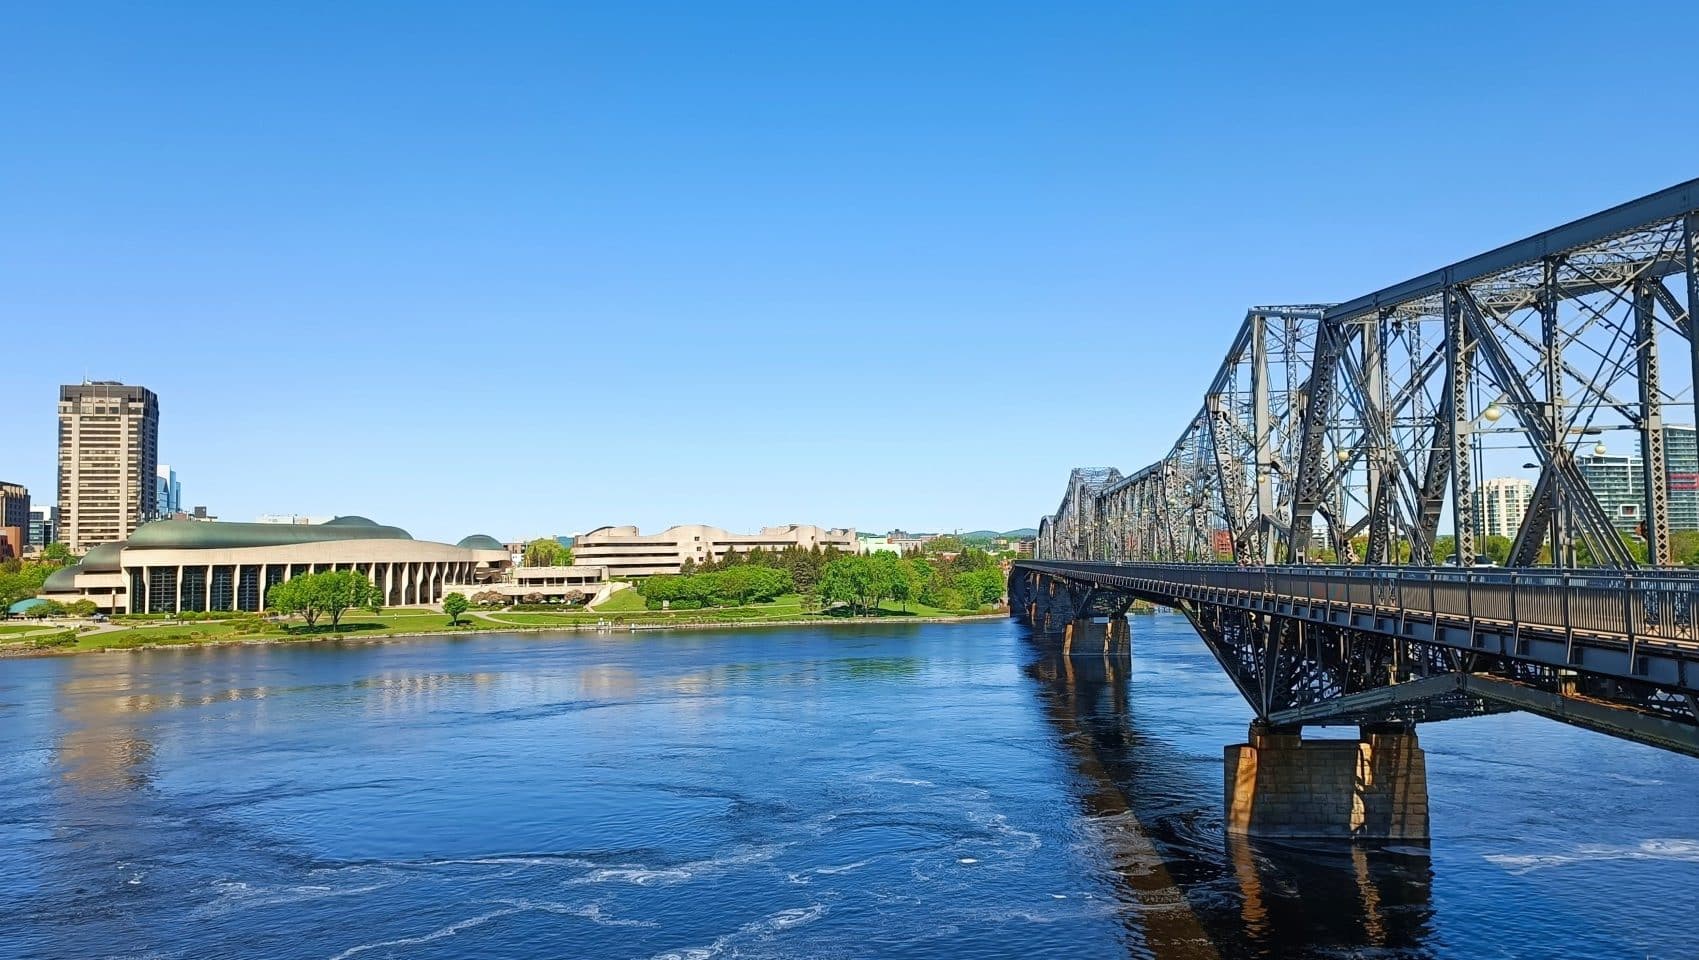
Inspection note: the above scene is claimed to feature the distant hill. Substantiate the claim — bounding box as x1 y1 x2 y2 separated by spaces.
959 528 1038 541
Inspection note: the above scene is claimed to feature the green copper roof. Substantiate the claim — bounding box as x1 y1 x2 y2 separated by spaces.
325 515 381 527
81 542 125 572
456 534 505 550
43 565 83 592
125 518 414 550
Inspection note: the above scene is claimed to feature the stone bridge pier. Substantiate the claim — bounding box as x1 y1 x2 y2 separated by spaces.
1010 570 1132 658
1010 569 1428 841
1224 723 1429 841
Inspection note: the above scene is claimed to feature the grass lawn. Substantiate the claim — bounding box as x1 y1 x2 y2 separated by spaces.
14 596 997 654
590 589 648 612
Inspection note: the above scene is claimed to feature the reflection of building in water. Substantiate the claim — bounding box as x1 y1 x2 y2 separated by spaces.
55 670 159 795
1025 646 1435 957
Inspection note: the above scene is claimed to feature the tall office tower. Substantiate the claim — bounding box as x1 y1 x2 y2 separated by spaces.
156 464 182 517
1473 476 1535 540
58 382 159 551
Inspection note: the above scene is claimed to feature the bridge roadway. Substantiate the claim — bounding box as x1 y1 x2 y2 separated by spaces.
1013 559 1699 758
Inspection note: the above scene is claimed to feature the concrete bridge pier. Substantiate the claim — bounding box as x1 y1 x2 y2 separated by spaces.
1224 723 1429 841
1062 616 1131 657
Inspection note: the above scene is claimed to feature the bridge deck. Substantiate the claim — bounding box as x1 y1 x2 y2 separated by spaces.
1017 561 1699 697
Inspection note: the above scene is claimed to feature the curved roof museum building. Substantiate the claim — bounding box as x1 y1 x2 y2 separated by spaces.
41 516 511 614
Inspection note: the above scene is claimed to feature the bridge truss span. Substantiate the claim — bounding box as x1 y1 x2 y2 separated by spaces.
1038 179 1699 570
1012 560 1699 756
1026 179 1699 759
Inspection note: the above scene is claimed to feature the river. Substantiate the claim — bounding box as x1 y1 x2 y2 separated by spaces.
2 614 1696 959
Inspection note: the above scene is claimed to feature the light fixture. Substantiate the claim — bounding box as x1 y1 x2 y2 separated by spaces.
1594 442 1608 456
1481 403 1503 422
1336 449 1352 463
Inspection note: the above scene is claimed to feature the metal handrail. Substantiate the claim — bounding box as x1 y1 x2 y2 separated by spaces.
1020 560 1699 646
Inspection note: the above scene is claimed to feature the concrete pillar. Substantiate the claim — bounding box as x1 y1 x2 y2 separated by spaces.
1061 617 1131 657
1224 724 1429 841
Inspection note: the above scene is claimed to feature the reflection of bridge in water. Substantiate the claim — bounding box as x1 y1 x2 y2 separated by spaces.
1028 650 1434 959
1013 179 1699 839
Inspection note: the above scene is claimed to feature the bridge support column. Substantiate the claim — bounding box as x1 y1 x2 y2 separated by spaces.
1062 616 1130 657
1224 723 1428 841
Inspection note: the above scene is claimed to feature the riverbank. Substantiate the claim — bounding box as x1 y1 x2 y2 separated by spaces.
0 610 1010 658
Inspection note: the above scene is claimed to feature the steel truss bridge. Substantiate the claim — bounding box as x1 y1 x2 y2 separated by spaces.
1018 178 1699 757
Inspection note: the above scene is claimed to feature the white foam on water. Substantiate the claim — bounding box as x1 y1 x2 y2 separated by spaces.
327 898 653 959
197 868 399 916
1485 838 1699 875
958 858 978 864
646 904 829 960
570 844 784 887
328 904 526 960
965 811 1042 856
814 858 873 875
574 866 694 886
433 854 597 869
1603 772 1666 786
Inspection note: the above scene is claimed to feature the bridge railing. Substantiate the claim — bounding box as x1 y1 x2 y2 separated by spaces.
1024 561 1699 647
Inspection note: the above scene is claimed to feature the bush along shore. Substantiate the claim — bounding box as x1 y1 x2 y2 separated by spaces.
0 599 1008 657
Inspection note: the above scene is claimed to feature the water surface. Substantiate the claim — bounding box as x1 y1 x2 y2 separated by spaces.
1 615 1695 958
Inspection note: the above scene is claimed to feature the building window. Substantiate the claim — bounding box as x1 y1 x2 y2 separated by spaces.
148 566 178 614
238 567 261 611
181 567 207 612
211 566 235 612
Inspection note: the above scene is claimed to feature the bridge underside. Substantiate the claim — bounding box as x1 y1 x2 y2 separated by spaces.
1010 567 1699 759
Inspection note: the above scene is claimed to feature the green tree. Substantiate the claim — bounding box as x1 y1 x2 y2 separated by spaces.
66 599 98 617
268 570 382 630
957 568 1006 608
40 543 73 564
524 538 572 567
266 577 320 627
316 569 382 629
1673 530 1699 566
443 592 470 625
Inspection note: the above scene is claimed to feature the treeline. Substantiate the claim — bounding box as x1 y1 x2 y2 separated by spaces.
819 550 1004 615
683 544 849 593
637 543 1007 615
0 545 74 612
638 565 794 609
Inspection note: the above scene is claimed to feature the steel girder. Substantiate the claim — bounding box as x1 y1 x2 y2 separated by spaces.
1037 178 1699 572
1014 560 1699 757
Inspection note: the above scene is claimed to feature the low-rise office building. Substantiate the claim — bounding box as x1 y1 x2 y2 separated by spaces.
28 505 58 549
475 564 610 602
39 516 511 614
0 481 27 561
573 524 857 577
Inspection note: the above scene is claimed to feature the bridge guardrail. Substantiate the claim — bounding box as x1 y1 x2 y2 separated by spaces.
1021 561 1699 650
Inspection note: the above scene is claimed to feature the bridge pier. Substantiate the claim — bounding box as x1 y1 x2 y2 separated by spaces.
1224 723 1428 841
1062 616 1130 657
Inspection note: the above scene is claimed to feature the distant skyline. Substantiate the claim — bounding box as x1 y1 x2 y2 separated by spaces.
5 3 1699 543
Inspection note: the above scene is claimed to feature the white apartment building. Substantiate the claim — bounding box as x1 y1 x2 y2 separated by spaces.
573 524 857 578
58 382 159 551
1473 477 1535 540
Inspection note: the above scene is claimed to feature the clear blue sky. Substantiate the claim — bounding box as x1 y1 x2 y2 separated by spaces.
4 2 1697 543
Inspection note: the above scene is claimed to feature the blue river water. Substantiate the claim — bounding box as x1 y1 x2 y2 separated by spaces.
2 613 1696 959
